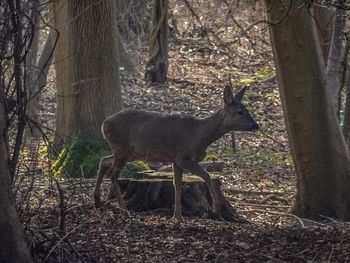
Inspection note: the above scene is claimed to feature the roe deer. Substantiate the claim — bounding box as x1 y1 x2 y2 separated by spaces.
94 85 259 222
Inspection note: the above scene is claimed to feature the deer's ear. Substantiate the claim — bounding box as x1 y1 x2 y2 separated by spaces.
233 86 247 102
224 85 234 106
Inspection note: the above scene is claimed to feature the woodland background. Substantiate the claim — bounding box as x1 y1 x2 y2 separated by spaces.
1 0 350 262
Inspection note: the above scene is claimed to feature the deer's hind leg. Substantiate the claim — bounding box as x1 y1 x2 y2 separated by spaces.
94 155 114 207
108 155 128 212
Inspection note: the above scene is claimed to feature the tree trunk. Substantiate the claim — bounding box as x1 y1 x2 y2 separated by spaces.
116 30 135 74
312 5 334 62
0 91 32 263
25 0 40 142
26 30 55 142
53 0 123 146
52 0 74 149
265 0 350 220
342 43 350 146
145 0 169 85
325 7 346 116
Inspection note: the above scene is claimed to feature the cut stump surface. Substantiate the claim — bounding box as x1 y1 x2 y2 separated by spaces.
117 171 237 221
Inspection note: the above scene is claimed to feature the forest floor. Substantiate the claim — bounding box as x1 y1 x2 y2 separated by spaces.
22 69 350 262
20 18 350 262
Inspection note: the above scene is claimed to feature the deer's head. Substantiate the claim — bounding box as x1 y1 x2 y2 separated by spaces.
222 86 259 131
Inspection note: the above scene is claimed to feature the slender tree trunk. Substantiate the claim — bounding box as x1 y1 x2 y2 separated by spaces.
114 4 135 74
26 30 55 142
145 0 169 85
0 91 32 263
325 7 346 116
265 0 350 220
343 43 350 145
117 31 135 74
53 0 123 147
52 0 74 148
312 5 334 62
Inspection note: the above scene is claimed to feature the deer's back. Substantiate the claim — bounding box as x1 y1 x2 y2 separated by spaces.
102 109 203 162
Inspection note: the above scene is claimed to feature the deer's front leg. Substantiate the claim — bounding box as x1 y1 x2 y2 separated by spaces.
179 161 221 216
173 163 184 223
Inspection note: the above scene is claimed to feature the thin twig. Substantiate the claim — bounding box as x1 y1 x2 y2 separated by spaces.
43 221 90 262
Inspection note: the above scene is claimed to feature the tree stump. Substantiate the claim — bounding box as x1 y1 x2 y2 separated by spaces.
118 172 237 221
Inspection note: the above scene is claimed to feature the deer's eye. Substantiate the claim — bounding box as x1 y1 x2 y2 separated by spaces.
237 111 243 116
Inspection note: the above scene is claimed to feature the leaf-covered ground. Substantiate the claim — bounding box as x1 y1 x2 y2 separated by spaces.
21 74 350 262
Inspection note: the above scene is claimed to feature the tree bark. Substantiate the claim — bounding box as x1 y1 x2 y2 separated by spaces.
312 5 334 62
52 0 74 148
325 7 346 116
265 0 350 220
145 0 169 85
26 30 55 142
0 90 32 263
116 30 135 74
342 43 350 146
53 0 123 146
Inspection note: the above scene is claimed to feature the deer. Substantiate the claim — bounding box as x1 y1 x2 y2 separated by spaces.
94 85 259 223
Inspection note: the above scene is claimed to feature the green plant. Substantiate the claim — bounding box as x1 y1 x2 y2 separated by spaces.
51 139 150 179
51 139 110 178
120 161 150 178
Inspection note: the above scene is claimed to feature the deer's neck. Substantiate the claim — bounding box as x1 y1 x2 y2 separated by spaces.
198 109 226 149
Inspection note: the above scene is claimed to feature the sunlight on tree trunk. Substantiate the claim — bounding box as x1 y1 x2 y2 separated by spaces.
265 0 350 220
325 7 346 117
53 0 123 147
52 0 74 149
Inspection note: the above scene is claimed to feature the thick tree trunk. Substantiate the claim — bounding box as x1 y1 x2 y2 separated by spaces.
145 0 169 85
53 0 123 146
265 0 350 220
0 93 32 263
325 7 346 116
70 0 122 138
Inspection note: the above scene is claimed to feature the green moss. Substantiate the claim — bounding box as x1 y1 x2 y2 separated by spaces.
255 67 275 78
50 139 109 178
120 161 150 178
51 139 150 178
